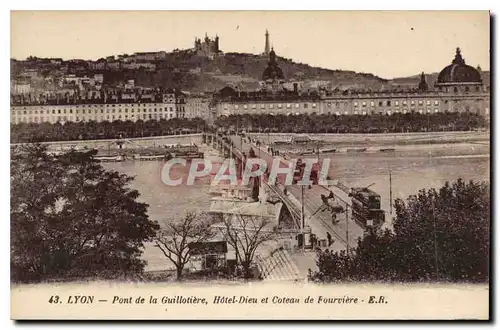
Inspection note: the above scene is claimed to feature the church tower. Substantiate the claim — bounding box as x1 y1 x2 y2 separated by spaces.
264 30 270 56
418 72 428 92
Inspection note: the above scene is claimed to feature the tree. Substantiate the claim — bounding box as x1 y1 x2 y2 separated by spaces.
10 144 160 282
391 178 489 282
211 113 487 135
10 118 206 143
154 212 214 280
314 179 490 283
315 249 352 283
218 213 277 279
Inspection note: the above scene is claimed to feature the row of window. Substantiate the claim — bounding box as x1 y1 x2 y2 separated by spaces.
352 100 440 107
438 86 482 92
222 107 483 117
349 109 442 115
331 108 483 115
224 103 318 110
12 102 181 110
221 99 486 111
237 109 438 116
13 107 185 116
14 112 185 124
222 98 486 112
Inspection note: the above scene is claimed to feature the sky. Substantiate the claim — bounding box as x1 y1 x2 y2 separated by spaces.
10 11 490 79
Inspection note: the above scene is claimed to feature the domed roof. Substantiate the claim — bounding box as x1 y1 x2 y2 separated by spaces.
436 48 482 85
262 65 284 81
262 48 284 81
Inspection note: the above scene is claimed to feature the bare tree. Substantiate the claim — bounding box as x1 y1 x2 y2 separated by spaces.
219 213 277 279
155 212 214 280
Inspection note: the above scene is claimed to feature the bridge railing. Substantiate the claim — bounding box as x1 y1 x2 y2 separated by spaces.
207 133 303 231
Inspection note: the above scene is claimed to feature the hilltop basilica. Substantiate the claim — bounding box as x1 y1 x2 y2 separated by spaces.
193 33 220 59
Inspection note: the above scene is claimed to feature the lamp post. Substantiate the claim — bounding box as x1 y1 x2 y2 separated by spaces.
432 201 439 281
389 169 393 217
301 185 305 230
345 203 349 256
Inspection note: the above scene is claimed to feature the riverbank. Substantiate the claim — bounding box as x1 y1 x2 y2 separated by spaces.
11 133 204 151
248 131 490 148
10 131 489 150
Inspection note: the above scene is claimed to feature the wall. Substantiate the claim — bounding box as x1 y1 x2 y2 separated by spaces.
216 90 490 117
11 133 203 151
246 131 489 145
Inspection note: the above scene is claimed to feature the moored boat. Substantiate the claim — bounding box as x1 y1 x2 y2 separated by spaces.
320 148 337 154
182 152 205 159
346 148 367 153
299 149 317 156
94 155 125 162
133 154 169 161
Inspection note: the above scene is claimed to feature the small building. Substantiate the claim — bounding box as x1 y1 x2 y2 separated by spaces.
188 241 228 270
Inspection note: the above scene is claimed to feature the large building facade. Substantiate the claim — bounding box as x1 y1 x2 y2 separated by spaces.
213 47 490 118
10 88 187 124
184 93 211 120
10 47 489 125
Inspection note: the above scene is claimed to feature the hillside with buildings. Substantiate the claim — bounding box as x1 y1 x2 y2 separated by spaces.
10 32 490 99
10 41 490 134
10 50 390 94
10 32 395 96
10 30 490 128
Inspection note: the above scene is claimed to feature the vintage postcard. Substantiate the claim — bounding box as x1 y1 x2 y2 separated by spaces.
10 10 490 320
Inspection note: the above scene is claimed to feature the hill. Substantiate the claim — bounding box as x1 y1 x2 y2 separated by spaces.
13 49 489 93
105 50 390 92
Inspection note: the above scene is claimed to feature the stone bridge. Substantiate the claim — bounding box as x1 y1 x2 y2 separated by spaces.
203 132 303 231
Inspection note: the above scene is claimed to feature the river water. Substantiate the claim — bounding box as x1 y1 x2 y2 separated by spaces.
323 142 490 213
104 141 490 271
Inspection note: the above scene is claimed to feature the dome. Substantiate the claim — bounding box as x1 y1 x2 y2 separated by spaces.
262 48 285 81
262 65 284 81
436 48 482 85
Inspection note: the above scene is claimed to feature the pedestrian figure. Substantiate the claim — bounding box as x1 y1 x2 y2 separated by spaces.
331 213 338 225
327 232 333 246
310 234 317 248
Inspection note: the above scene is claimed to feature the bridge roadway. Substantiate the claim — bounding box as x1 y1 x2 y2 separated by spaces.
226 135 365 251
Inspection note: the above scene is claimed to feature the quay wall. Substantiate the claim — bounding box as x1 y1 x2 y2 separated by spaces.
11 134 204 151
247 131 489 146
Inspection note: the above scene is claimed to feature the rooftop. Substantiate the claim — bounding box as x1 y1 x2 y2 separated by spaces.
436 48 483 85
188 241 228 255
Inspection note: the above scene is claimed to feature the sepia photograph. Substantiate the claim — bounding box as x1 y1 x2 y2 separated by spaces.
9 10 491 320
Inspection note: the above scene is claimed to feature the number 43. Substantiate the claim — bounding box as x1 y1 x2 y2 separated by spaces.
48 295 60 303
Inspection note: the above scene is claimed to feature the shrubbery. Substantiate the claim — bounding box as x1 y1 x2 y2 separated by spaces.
314 179 490 283
11 118 207 143
215 112 487 134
